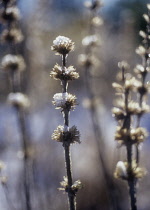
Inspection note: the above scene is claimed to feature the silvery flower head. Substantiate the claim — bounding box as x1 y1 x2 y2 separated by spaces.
51 36 74 55
53 93 77 111
1 54 26 71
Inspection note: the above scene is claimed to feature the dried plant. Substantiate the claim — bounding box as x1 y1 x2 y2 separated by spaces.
79 1 118 209
51 36 82 210
113 4 150 210
0 0 31 210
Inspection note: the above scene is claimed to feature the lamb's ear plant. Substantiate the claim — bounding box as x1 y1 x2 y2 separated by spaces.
51 36 82 210
0 1 31 210
113 4 150 210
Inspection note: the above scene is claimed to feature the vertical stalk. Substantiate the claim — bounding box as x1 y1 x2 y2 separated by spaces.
17 107 31 210
62 54 76 210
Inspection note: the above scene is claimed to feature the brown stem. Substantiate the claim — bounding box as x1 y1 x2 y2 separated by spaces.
61 54 76 210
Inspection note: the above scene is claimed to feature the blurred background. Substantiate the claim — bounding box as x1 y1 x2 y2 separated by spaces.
0 0 150 209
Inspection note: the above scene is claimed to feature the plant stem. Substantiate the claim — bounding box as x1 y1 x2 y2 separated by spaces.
128 179 137 210
61 54 76 210
17 107 31 210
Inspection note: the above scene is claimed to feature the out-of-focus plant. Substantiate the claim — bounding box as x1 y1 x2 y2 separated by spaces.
51 36 82 210
0 0 31 210
113 4 150 210
79 1 118 209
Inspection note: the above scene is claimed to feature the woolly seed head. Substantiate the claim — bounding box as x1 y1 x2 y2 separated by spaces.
1 28 24 44
51 36 74 55
7 92 30 109
1 54 26 72
50 64 79 81
52 125 80 145
52 93 77 111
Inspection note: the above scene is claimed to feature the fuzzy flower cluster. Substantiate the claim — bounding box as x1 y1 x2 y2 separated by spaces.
1 54 26 72
113 5 150 186
51 36 81 208
51 36 74 55
114 161 146 180
50 64 79 81
53 93 77 111
52 125 80 145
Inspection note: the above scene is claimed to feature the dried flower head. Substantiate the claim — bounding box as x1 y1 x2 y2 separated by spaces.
50 64 79 81
115 126 148 144
130 127 148 143
52 125 80 145
53 93 77 111
114 161 146 179
0 6 20 23
7 92 30 108
82 35 99 47
114 161 127 179
1 28 24 44
1 54 26 71
51 36 74 55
